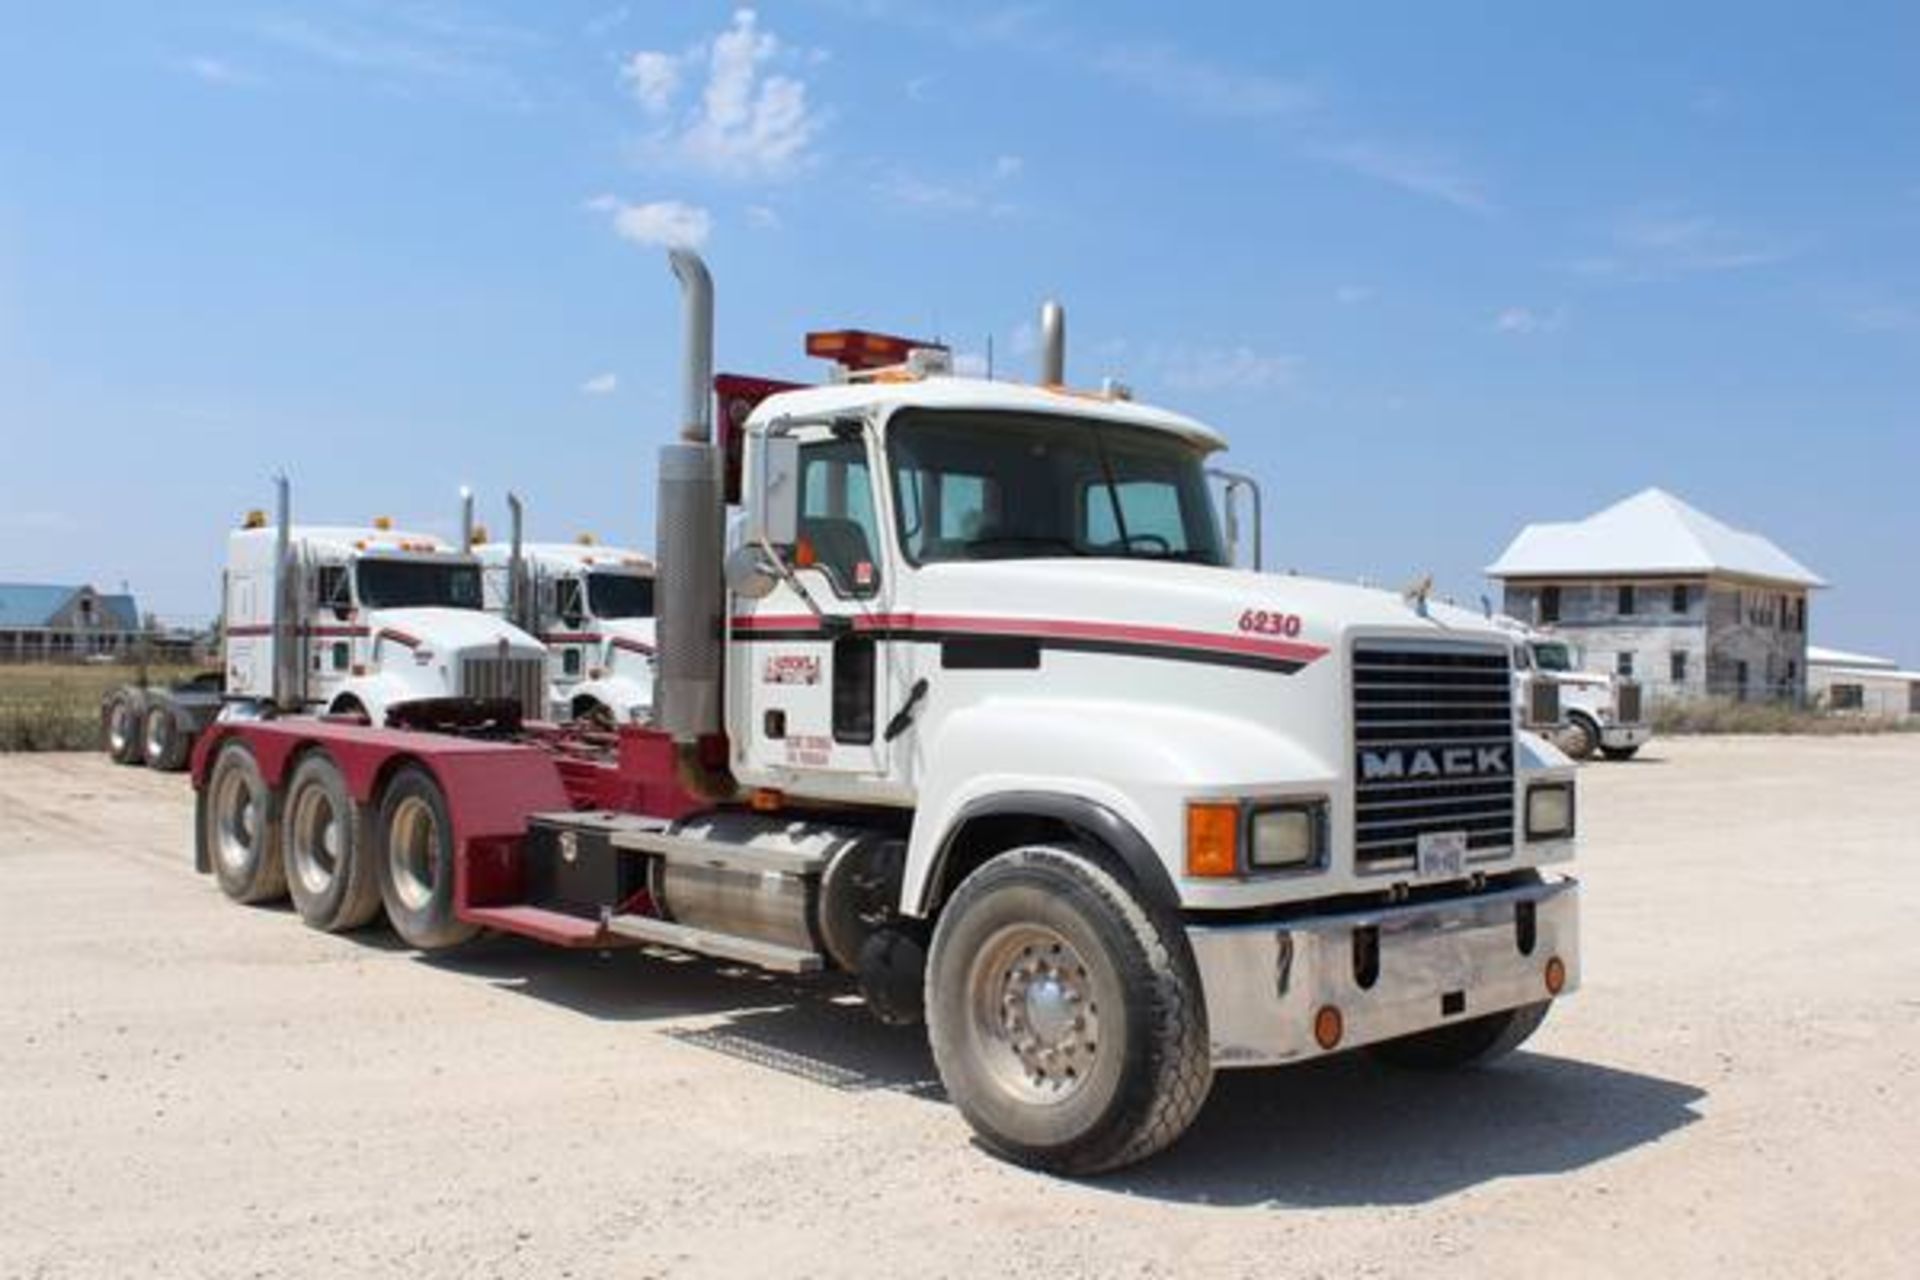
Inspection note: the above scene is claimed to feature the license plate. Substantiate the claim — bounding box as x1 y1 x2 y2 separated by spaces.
1416 830 1467 879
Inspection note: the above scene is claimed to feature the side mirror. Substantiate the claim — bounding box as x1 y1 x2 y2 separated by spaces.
752 436 801 547
725 544 782 599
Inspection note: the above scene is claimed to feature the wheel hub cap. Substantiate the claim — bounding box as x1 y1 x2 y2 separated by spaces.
985 932 1099 1095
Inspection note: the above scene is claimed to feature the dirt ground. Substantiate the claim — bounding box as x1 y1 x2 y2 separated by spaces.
2 739 1916 1279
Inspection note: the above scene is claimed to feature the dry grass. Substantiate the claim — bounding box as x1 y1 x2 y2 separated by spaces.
0 664 211 752
1652 697 1920 736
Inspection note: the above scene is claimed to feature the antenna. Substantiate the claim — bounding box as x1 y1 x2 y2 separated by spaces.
985 333 994 380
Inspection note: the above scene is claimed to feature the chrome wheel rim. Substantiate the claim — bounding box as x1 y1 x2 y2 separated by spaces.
211 765 260 875
387 795 439 914
966 924 1101 1104
288 780 343 898
108 705 135 755
144 709 169 760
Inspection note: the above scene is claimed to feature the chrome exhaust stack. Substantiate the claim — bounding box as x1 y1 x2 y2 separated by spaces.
655 249 724 746
506 491 533 635
271 474 301 713
459 486 476 553
1039 299 1066 386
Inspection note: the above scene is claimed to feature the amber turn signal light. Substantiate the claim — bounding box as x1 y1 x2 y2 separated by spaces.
1185 802 1239 878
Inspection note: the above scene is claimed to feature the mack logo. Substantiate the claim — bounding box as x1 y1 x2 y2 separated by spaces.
1361 745 1511 782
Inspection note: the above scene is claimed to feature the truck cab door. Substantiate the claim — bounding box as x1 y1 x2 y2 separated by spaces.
731 427 892 778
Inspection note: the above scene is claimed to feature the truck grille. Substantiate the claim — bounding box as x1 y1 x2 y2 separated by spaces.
460 654 546 724
1528 678 1561 727
1616 680 1643 724
1353 641 1516 869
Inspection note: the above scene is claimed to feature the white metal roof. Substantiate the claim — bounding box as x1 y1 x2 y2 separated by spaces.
1807 644 1897 670
748 375 1228 451
1486 487 1825 587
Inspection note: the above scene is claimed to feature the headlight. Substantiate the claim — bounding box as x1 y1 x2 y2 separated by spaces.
1526 782 1575 841
1249 801 1328 870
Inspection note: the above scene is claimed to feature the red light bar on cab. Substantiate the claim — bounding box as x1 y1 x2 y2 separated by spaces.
805 329 948 371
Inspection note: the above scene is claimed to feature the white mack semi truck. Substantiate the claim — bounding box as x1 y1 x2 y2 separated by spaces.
1503 619 1652 761
190 253 1581 1174
476 496 657 726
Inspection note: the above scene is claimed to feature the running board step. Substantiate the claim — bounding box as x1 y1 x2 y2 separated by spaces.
605 914 824 974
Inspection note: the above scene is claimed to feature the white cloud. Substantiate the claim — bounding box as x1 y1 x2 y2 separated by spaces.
580 372 619 395
1157 345 1301 393
257 13 532 104
1493 306 1564 335
623 9 821 180
876 153 1022 216
951 351 990 377
746 204 781 229
183 55 255 87
585 6 631 38
1335 284 1374 305
905 74 936 103
587 195 712 249
620 50 680 114
1009 320 1037 357
1845 304 1917 334
1306 139 1492 213
1573 206 1790 280
1095 44 1315 118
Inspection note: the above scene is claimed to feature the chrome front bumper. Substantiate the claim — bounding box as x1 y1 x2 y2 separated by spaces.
1601 724 1651 749
1188 878 1579 1068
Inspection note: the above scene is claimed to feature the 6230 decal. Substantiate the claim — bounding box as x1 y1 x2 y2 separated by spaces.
1238 609 1303 638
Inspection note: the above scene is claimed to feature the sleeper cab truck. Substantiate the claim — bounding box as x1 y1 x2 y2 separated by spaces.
106 489 547 770
1509 626 1652 761
475 508 658 726
190 251 1581 1174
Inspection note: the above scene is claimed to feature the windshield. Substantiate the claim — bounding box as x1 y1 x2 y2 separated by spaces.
887 410 1225 565
587 571 655 620
1532 642 1575 672
355 558 483 610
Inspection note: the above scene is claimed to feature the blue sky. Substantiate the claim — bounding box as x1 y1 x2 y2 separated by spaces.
2 2 1915 661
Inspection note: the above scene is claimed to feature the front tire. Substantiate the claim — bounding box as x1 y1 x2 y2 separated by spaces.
202 741 287 903
1556 716 1597 760
375 765 478 951
280 753 384 932
1368 1000 1551 1069
926 845 1212 1175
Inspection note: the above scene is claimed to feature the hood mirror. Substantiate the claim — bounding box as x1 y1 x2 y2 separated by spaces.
725 544 783 599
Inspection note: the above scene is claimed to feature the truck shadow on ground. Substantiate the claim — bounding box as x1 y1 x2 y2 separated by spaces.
418 936 1705 1205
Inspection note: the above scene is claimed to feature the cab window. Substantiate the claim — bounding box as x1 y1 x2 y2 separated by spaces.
797 437 882 597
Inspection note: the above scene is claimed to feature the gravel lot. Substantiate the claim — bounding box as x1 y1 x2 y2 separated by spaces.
3 738 1916 1279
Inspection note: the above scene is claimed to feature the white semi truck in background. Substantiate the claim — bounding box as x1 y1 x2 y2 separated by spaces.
189 251 1583 1173
104 482 548 769
1503 619 1652 761
477 495 658 726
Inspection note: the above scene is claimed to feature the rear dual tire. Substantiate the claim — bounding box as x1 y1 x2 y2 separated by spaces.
105 692 144 766
281 754 384 932
375 765 477 952
142 703 190 772
202 742 287 904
